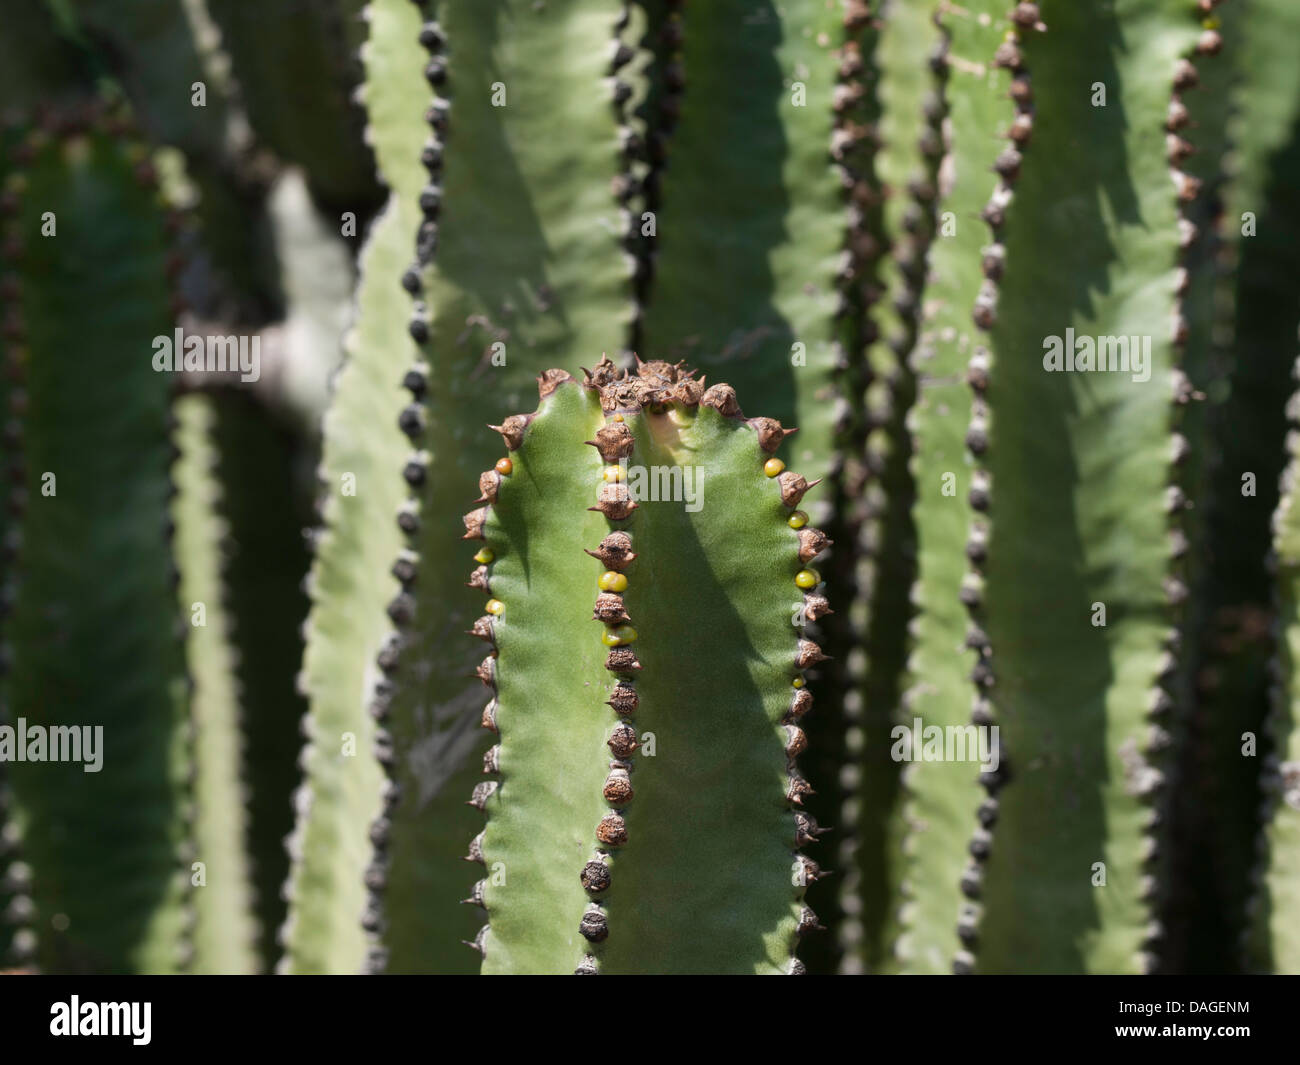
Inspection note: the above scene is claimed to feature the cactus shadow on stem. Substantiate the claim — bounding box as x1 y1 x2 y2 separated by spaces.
1175 100 1300 974
597 490 794 973
640 0 797 425
973 2 1149 972
432 0 566 366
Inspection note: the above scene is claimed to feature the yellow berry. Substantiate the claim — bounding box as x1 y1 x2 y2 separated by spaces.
788 510 809 529
764 458 785 478
598 571 629 593
601 625 637 647
485 599 505 616
603 465 625 483
794 569 819 590
792 677 806 689
495 457 513 476
474 548 495 565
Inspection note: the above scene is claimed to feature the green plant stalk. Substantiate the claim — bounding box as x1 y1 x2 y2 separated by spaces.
467 380 612 974
277 0 429 973
170 392 259 974
277 198 412 973
59 0 284 324
1249 376 1300 973
832 0 945 977
206 0 382 215
1156 1 1244 974
470 366 824 973
804 4 895 977
636 0 843 478
968 0 1198 973
366 0 649 973
2 119 190 973
208 388 314 970
631 0 867 974
1179 0 1300 974
894 0 1015 976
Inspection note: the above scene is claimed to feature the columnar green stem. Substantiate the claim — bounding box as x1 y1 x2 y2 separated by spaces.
2 117 190 973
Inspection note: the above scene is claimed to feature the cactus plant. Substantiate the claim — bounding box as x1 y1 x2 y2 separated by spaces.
4 0 1300 978
1 114 192 973
457 360 828 974
1248 366 1300 972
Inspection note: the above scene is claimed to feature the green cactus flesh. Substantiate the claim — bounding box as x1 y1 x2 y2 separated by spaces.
358 0 430 202
467 364 823 974
1158 3 1258 974
962 0 1200 974
277 0 435 974
170 393 259 974
1252 401 1300 972
1233 0 1300 978
0 0 91 112
894 0 1016 976
205 0 380 214
361 0 648 973
1195 0 1300 975
278 197 412 974
637 0 842 479
58 0 284 323
1 121 190 973
633 0 869 974
813 0 934 976
207 390 313 968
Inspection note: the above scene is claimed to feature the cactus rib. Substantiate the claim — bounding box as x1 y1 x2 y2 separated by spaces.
960 0 1199 974
170 393 260 974
893 0 1024 977
362 0 648 973
467 362 827 973
1249 362 1300 972
1 109 191 973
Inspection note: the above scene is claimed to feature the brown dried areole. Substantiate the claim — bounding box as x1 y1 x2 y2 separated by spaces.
596 812 628 847
586 421 635 462
591 482 637 520
749 416 796 453
462 507 488 540
585 531 637 570
607 683 638 715
488 413 532 450
607 723 639 759
592 591 631 624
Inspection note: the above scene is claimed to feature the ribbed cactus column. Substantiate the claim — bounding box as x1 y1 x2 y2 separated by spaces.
284 0 651 972
1248 371 1300 972
367 0 649 972
0 114 191 973
170 394 259 974
637 0 847 478
461 375 611 973
205 0 381 214
1176 0 1300 973
278 0 429 974
961 0 1201 973
466 362 828 973
632 0 872 974
894 0 1023 976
